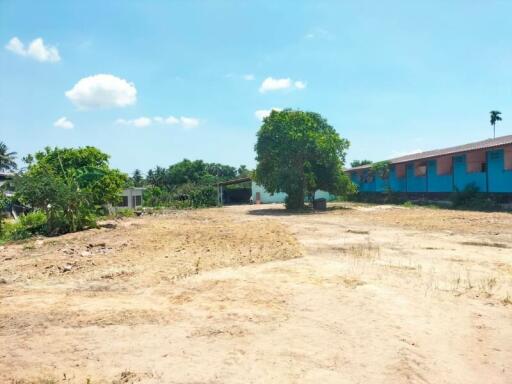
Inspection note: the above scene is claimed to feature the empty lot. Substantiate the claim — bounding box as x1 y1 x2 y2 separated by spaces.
1 203 511 383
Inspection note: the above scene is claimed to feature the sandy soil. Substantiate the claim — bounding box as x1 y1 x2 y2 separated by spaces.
1 204 511 383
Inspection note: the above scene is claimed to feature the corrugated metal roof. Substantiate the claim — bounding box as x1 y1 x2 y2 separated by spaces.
347 134 512 172
217 177 252 186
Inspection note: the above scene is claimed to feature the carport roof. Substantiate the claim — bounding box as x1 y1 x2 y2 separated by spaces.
217 177 252 186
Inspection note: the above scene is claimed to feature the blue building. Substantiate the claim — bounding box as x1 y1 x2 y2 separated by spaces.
347 135 512 198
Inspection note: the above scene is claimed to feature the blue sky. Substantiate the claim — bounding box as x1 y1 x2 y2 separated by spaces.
1 1 511 174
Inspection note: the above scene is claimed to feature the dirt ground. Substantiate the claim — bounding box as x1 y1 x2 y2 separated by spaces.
1 203 511 383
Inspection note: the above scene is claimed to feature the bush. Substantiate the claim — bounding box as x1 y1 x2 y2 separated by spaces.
450 183 499 211
19 211 47 234
143 184 217 209
1 220 31 241
116 208 135 217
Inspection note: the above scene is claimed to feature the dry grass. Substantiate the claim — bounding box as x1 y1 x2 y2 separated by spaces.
342 240 380 260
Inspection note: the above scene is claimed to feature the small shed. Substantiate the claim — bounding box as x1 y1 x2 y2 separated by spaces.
118 187 145 209
216 177 252 205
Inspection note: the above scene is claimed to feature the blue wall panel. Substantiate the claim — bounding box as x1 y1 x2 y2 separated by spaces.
487 149 512 192
427 160 453 192
453 155 487 192
375 175 387 192
389 166 406 192
406 164 427 192
359 170 376 192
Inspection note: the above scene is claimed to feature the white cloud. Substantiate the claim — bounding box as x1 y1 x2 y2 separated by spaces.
65 74 137 109
259 77 306 93
304 28 333 41
5 37 25 56
165 116 180 125
132 117 152 127
255 108 282 121
115 117 151 127
294 80 306 89
243 74 255 81
5 37 60 62
53 116 74 129
179 116 199 129
259 77 291 93
116 115 199 128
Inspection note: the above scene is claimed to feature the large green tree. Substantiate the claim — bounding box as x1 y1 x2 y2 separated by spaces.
0 141 17 172
255 109 352 209
15 146 127 234
24 146 127 205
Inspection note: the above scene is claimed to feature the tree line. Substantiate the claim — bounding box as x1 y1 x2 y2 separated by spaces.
2 108 357 240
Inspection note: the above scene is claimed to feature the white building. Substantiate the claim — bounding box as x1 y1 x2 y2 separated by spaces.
118 187 145 209
251 182 335 204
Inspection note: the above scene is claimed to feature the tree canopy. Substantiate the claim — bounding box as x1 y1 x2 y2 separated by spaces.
0 141 17 172
254 109 352 209
145 159 246 189
350 159 373 168
14 146 127 234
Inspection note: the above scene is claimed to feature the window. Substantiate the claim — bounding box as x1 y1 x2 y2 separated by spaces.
135 195 142 206
395 164 406 178
120 196 128 207
467 150 486 173
436 156 452 176
415 163 427 177
505 146 512 170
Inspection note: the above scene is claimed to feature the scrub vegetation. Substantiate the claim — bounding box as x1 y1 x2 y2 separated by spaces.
0 143 252 242
139 160 251 209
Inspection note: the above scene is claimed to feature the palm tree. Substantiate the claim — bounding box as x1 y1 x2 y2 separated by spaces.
132 169 143 187
0 141 17 172
490 110 502 139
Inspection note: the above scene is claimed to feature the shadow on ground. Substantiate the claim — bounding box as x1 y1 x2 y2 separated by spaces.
247 205 352 216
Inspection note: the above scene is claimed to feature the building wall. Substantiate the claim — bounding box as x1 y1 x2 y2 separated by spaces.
349 145 512 195
388 165 406 192
251 182 335 204
406 163 427 192
488 148 512 192
119 188 144 208
427 159 452 192
453 155 486 192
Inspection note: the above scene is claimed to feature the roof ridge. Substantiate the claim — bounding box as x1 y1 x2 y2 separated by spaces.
347 134 512 171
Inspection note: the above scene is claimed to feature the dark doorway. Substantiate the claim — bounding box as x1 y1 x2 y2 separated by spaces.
222 187 251 204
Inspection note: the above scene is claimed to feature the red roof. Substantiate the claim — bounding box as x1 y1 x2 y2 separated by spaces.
347 135 512 172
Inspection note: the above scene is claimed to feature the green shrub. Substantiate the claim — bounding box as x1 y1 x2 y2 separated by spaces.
143 184 217 209
1 220 30 241
450 183 499 211
116 208 134 217
19 211 47 234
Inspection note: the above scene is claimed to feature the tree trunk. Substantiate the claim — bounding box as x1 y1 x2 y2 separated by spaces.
285 189 305 210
